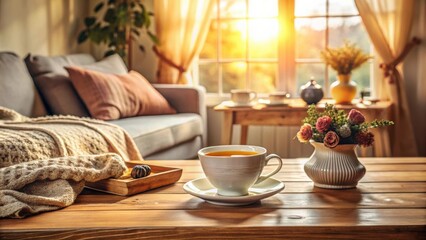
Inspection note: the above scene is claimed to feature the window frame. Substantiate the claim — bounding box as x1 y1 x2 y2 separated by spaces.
195 0 375 102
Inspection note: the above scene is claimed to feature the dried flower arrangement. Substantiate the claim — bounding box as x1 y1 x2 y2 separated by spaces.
320 41 371 75
296 104 394 148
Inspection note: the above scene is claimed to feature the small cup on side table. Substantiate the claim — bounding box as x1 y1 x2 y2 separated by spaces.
198 145 283 196
230 89 257 105
268 92 290 105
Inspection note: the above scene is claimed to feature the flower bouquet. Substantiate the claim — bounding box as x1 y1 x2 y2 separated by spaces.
297 104 394 189
297 104 394 148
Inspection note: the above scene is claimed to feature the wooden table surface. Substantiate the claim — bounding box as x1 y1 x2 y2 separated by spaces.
1 158 425 239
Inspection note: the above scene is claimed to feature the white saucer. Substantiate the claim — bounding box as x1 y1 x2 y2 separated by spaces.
258 98 288 107
183 177 285 206
221 100 255 108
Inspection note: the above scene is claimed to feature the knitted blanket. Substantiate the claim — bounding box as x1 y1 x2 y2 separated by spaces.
0 107 143 218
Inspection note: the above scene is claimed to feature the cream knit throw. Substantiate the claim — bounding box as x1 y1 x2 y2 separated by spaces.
0 107 143 218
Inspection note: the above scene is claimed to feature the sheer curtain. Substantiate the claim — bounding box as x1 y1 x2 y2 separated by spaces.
355 0 420 156
154 0 214 84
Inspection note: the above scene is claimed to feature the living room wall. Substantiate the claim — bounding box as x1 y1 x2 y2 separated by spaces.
0 0 90 56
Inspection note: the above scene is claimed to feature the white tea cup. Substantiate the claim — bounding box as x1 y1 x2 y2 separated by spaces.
231 89 257 105
268 92 290 104
198 145 283 196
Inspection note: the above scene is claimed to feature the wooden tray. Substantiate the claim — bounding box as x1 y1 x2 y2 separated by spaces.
85 161 182 196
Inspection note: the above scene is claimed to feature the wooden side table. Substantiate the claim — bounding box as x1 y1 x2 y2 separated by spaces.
214 99 392 157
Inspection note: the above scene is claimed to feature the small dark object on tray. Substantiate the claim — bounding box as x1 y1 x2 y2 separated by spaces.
131 165 151 179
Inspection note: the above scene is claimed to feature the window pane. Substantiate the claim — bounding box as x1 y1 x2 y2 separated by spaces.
295 18 326 59
249 63 277 93
221 20 246 58
329 0 358 16
295 0 326 17
220 0 246 18
222 62 247 92
248 0 278 17
296 63 326 95
199 63 219 93
200 20 218 59
249 19 278 58
328 17 370 53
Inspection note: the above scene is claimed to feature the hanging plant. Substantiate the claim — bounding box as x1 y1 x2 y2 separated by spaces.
77 0 158 65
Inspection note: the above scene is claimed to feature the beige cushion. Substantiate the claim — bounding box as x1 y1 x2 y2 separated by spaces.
0 52 36 116
110 113 203 157
25 54 128 116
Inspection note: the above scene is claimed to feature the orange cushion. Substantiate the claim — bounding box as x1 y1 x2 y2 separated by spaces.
65 66 176 120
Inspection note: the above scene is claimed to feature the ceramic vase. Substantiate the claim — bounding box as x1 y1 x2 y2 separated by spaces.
330 74 357 104
304 141 366 189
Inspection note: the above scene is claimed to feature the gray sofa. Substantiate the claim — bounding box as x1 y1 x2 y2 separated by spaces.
0 52 206 160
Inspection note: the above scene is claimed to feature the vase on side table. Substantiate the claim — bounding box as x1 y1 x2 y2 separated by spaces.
330 74 357 104
304 141 366 189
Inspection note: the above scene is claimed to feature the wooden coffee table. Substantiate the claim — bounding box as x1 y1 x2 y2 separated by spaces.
214 99 392 157
1 158 425 239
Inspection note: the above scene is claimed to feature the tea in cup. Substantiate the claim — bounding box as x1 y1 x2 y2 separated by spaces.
268 92 290 105
230 89 257 105
198 145 283 196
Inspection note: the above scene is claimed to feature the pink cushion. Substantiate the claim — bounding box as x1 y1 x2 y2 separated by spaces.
65 66 176 120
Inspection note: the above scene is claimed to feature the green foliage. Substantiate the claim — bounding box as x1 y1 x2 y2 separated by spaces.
77 0 157 60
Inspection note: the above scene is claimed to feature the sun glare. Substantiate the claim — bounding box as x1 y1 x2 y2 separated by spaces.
249 19 278 43
225 0 278 44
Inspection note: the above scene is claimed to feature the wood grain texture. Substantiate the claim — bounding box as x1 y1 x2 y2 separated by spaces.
1 158 425 239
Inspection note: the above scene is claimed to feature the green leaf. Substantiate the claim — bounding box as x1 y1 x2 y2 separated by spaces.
77 30 89 43
84 17 96 27
145 14 151 28
94 2 104 12
104 8 116 23
147 31 159 44
134 13 143 28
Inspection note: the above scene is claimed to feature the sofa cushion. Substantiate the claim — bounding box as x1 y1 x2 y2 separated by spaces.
66 67 176 120
0 52 36 116
25 53 96 77
24 54 128 116
110 113 203 157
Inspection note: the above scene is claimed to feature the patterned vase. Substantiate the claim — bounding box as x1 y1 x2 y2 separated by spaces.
304 141 366 189
330 74 357 104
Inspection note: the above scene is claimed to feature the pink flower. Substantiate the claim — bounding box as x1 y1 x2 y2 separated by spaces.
297 124 313 142
316 116 332 133
324 131 340 148
355 131 374 147
348 109 365 125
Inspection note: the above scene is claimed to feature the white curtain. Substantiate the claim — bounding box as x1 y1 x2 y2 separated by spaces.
154 0 214 84
355 0 420 156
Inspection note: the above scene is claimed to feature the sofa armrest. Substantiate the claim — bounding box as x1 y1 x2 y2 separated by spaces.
154 84 207 146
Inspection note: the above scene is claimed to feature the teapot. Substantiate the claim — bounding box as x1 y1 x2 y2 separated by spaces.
300 77 324 105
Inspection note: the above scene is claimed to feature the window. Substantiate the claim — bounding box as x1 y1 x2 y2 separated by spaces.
198 0 373 97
